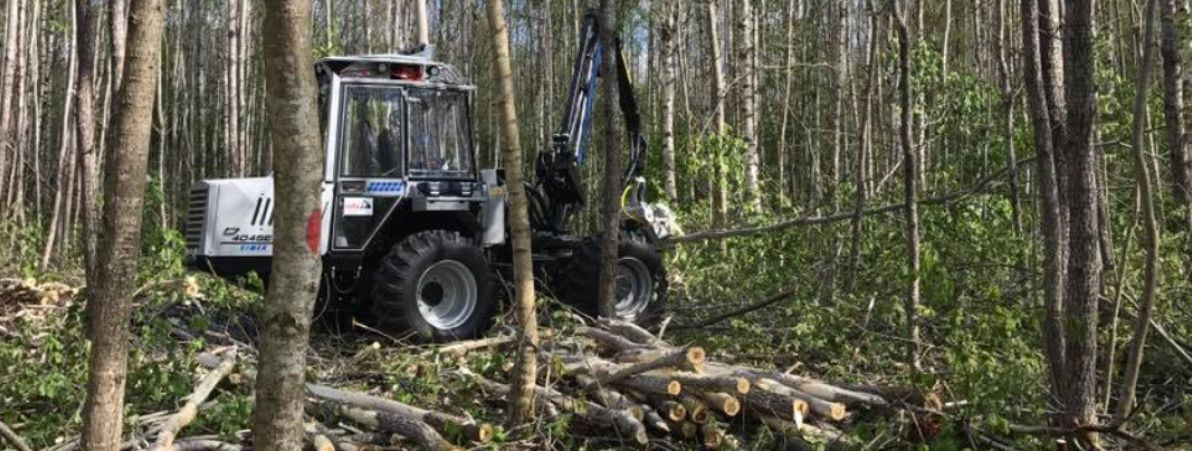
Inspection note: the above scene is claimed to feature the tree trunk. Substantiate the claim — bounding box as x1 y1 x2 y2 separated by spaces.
737 0 759 209
1115 0 1161 423
250 0 325 448
996 0 1021 234
110 0 128 90
707 0 728 224
0 0 22 204
596 0 621 319
40 0 78 271
777 0 795 201
893 1 921 371
660 0 677 201
80 0 165 448
76 0 99 278
1022 0 1070 420
1160 0 1191 231
1060 0 1102 442
485 0 540 427
845 2 879 294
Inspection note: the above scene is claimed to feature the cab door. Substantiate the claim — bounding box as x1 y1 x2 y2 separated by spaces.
330 83 408 251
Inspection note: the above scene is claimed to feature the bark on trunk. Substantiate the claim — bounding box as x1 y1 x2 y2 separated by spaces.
707 0 728 224
484 0 540 426
0 0 22 200
250 0 325 448
660 0 677 200
1060 0 1103 441
77 0 100 283
80 0 165 448
1115 0 1162 423
894 1 921 371
1160 0 1191 230
737 0 759 208
1020 0 1070 415
596 0 621 318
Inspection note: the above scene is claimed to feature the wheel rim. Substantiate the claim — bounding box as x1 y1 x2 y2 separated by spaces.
614 257 653 319
416 259 478 330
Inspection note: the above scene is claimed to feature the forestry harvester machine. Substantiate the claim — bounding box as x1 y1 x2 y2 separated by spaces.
184 11 675 341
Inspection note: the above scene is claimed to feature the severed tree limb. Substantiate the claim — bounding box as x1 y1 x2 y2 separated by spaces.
637 403 670 432
599 319 668 346
306 384 492 443
656 400 687 422
578 326 642 352
168 439 244 451
0 420 32 451
669 371 750 395
676 395 709 424
599 347 705 383
697 391 740 417
668 157 1037 244
340 407 459 451
755 378 847 421
459 369 648 444
148 348 238 451
671 288 798 330
574 374 644 420
424 335 515 357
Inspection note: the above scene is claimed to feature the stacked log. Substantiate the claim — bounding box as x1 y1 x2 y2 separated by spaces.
151 320 927 450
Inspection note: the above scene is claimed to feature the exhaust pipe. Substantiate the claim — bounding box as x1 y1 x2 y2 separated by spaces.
416 0 429 50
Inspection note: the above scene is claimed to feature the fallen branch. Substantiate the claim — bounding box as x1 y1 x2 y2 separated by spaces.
148 348 238 451
599 347 705 383
306 384 492 443
671 288 798 330
0 420 32 451
169 439 244 451
1009 421 1156 450
340 407 460 451
668 157 1036 244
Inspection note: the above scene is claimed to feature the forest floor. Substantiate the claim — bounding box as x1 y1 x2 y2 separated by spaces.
3 201 1192 449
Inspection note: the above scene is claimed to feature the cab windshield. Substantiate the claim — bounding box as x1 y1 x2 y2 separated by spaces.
407 88 473 178
338 85 473 179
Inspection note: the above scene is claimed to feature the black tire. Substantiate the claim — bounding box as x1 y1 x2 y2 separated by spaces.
370 230 496 342
555 231 667 326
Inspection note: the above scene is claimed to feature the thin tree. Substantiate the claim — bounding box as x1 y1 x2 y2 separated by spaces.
737 0 759 209
78 0 101 283
1159 0 1191 231
1021 0 1069 419
660 0 678 201
0 0 22 202
79 0 165 448
706 0 728 225
893 0 921 370
486 0 540 426
1060 0 1103 441
596 0 622 319
250 0 325 447
1115 0 1161 423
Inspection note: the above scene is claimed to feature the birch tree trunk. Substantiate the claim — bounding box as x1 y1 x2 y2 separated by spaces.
893 0 921 371
78 0 100 282
660 0 677 201
485 0 540 427
737 0 759 209
0 0 22 203
707 0 728 225
250 0 325 448
80 0 165 448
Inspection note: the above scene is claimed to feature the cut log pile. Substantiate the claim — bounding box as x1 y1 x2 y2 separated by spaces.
43 318 934 450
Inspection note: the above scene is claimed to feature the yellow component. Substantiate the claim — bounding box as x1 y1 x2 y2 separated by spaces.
620 184 643 222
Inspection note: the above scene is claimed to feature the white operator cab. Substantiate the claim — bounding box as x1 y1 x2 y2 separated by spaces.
186 51 506 272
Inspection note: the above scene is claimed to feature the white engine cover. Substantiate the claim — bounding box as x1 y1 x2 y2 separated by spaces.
186 177 334 258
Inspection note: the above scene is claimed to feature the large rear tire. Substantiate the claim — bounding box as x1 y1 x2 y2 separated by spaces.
556 232 667 326
370 230 496 342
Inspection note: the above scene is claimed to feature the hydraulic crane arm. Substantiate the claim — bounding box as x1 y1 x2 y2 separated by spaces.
532 9 646 234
